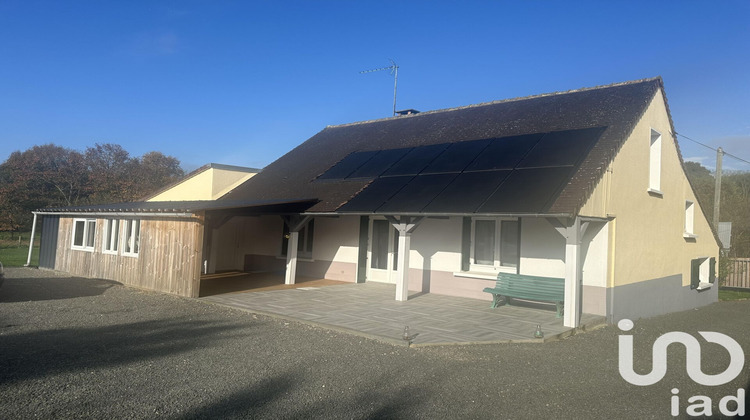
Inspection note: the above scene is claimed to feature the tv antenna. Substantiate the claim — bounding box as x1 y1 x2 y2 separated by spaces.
360 59 399 116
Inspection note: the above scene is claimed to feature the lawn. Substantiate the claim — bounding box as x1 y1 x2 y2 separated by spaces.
718 288 750 301
0 231 39 267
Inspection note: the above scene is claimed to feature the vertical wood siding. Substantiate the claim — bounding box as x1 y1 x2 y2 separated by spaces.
724 258 750 289
55 215 204 297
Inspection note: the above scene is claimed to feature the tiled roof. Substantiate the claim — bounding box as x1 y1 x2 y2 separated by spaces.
222 78 666 215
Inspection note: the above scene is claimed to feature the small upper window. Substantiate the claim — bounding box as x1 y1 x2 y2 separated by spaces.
72 218 96 251
684 201 696 238
123 219 141 257
103 219 120 254
649 129 662 194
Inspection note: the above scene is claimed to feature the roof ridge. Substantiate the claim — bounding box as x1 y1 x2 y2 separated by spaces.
327 77 663 129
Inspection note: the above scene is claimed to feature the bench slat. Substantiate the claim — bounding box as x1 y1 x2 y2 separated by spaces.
483 272 565 317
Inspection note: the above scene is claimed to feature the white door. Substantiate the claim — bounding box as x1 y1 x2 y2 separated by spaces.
367 218 399 283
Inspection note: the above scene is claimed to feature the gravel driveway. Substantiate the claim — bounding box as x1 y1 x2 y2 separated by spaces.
1 268 748 419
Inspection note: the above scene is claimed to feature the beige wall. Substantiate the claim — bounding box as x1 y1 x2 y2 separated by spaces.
55 216 204 297
579 89 719 287
215 215 361 281
148 167 256 201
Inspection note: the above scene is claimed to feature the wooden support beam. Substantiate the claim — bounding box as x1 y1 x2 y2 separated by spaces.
281 214 311 285
564 217 582 328
283 215 312 233
386 216 425 301
285 231 300 285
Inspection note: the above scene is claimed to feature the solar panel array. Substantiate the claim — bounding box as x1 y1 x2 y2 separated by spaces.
315 127 606 214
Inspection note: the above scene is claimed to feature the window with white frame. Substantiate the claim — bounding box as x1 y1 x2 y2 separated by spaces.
690 257 715 290
684 200 696 238
72 218 96 251
469 218 519 272
122 219 141 257
649 128 662 194
281 219 315 259
102 219 120 254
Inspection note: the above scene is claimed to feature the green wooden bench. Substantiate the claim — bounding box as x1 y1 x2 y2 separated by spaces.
482 273 565 318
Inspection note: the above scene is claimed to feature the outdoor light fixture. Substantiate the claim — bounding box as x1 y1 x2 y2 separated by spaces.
534 325 544 339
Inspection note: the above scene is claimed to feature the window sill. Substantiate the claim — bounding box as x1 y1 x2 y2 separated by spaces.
122 253 139 258
696 282 712 291
647 188 663 197
683 233 698 240
277 256 314 262
72 247 95 252
102 250 118 256
454 271 499 281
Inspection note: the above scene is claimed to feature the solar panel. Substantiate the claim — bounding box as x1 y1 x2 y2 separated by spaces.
336 176 413 212
377 173 458 213
464 133 544 171
517 127 605 168
420 139 492 174
317 150 379 180
381 143 450 176
477 167 575 213
347 148 411 178
422 170 512 213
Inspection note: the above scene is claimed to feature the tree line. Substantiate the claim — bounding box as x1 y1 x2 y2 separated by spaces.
0 143 185 232
685 161 750 257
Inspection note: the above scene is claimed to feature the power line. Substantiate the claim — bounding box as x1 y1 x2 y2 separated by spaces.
675 132 750 167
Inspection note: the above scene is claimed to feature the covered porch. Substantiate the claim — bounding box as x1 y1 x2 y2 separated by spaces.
204 211 612 329
201 281 605 346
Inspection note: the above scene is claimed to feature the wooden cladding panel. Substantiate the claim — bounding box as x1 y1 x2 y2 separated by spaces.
55 216 203 297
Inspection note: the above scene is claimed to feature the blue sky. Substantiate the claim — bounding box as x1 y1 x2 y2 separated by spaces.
1 1 748 172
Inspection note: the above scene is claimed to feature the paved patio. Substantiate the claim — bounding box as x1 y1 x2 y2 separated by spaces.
202 282 605 346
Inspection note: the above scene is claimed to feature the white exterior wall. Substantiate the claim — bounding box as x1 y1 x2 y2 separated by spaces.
312 216 359 264
214 215 359 281
519 218 565 278
408 217 462 272
582 222 608 288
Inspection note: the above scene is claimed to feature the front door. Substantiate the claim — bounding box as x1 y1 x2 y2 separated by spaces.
367 218 399 283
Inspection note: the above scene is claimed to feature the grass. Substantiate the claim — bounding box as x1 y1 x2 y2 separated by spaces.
719 288 750 301
0 231 40 267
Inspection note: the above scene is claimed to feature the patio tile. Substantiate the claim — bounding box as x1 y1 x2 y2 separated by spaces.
202 282 605 346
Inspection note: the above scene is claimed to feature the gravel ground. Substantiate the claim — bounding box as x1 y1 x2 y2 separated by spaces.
1 267 748 419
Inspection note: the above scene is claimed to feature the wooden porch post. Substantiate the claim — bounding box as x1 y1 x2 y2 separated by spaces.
282 215 311 285
386 216 424 302
564 217 582 328
395 232 411 301
285 231 299 285
25 212 38 267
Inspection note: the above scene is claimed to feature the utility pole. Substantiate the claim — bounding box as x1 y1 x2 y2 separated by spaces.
713 147 724 230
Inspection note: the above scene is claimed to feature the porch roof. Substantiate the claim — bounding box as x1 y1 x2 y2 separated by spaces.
35 198 319 217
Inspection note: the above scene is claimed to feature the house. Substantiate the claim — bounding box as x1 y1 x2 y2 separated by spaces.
30 78 719 327
145 163 259 202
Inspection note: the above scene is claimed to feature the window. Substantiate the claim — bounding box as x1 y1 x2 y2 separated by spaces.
103 219 120 254
684 201 696 238
469 218 520 272
72 218 96 251
281 219 314 259
690 257 716 290
649 129 662 194
123 219 141 257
